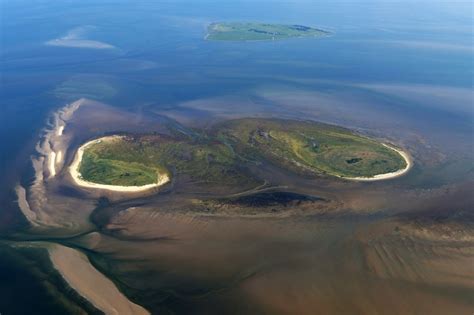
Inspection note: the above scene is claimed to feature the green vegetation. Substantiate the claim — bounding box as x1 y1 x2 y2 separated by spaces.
79 118 407 188
216 118 407 178
80 151 160 186
206 22 330 41
79 135 259 188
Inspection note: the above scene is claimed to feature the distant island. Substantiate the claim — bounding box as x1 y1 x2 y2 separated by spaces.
206 22 331 41
69 118 409 192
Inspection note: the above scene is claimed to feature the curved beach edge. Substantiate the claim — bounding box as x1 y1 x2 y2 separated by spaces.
69 136 170 192
49 244 150 315
338 144 412 182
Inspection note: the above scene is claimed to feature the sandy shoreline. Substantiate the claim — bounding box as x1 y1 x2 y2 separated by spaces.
69 136 170 192
49 151 57 178
340 144 412 181
49 244 149 315
57 125 65 136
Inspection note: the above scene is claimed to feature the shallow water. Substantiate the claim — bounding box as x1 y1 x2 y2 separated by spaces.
0 1 473 314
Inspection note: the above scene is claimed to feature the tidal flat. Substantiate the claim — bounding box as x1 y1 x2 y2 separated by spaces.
1 1 473 313
2 98 472 314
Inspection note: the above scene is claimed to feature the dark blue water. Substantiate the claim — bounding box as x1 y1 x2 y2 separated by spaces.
0 1 472 312
0 0 472 219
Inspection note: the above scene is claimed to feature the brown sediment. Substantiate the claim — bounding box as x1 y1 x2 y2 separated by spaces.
48 244 149 315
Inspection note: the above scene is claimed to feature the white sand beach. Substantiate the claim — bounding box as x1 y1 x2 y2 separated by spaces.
341 144 412 181
69 136 170 192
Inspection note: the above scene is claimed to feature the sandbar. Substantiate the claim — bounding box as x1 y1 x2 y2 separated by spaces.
49 244 149 315
57 125 65 136
49 151 57 178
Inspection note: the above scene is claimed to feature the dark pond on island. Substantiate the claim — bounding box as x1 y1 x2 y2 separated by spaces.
0 0 473 314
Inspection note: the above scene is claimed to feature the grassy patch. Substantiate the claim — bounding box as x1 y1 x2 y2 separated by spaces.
79 135 259 189
216 118 407 178
79 118 407 187
80 152 160 186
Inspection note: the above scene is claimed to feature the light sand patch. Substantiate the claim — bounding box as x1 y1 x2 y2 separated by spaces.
69 136 170 192
15 185 38 224
49 151 57 178
46 26 115 50
49 244 149 315
34 99 86 182
46 39 115 49
340 144 412 181
57 125 65 136
14 99 96 231
56 151 63 164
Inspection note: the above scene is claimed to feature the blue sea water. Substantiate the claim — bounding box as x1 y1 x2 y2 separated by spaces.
0 0 472 218
0 1 472 312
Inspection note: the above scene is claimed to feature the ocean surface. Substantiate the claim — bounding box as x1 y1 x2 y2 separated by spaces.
0 0 472 313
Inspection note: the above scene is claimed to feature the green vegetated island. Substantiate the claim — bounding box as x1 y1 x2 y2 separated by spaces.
206 22 330 41
72 118 409 190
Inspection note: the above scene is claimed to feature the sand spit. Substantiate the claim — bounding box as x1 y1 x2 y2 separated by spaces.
46 39 115 49
341 144 412 181
34 98 85 179
56 151 63 164
49 151 57 177
69 136 170 192
49 244 149 315
46 26 115 49
14 99 95 231
15 185 38 225
57 125 65 136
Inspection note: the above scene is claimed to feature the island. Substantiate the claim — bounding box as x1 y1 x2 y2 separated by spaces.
69 133 260 192
216 118 410 180
69 136 170 192
69 118 410 192
206 22 330 41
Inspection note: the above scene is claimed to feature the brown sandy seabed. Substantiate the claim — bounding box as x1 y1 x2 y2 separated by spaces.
6 98 474 315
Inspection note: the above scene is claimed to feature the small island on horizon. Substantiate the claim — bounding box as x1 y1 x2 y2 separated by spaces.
206 22 331 41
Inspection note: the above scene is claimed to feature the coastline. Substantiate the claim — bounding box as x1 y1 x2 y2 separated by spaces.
69 136 170 192
48 244 149 315
340 144 412 181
